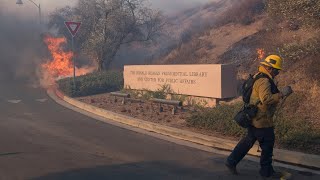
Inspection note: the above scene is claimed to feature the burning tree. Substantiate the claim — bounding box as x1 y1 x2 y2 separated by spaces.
49 0 165 71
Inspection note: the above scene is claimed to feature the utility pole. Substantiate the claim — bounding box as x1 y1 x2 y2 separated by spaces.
16 0 41 25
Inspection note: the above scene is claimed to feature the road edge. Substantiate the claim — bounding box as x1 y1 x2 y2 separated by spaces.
47 88 320 171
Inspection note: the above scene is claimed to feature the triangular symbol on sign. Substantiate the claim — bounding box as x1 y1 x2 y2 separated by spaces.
70 24 78 31
65 21 82 37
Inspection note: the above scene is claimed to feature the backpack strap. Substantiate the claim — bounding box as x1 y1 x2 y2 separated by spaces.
244 74 263 106
254 73 279 94
242 73 279 106
247 73 279 107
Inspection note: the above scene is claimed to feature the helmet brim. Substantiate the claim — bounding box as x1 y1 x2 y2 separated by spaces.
260 62 282 70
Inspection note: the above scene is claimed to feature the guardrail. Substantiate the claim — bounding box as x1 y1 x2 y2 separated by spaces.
110 93 183 114
110 92 130 105
151 98 182 115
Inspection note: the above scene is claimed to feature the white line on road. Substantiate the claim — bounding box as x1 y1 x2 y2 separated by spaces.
7 100 22 104
36 98 48 103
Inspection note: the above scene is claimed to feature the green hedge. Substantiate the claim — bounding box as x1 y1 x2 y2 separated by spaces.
187 103 320 154
57 71 123 97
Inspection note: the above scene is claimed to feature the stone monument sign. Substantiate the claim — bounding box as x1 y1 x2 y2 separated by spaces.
124 64 237 99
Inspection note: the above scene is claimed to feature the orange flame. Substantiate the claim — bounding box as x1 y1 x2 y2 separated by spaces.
42 36 74 78
40 36 95 87
256 48 265 60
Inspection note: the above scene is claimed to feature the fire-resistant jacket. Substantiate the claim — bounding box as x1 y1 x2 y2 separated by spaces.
249 66 282 128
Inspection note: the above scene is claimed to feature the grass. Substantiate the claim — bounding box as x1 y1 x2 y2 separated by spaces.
123 84 176 100
186 102 246 137
275 113 320 154
280 37 320 61
187 102 320 154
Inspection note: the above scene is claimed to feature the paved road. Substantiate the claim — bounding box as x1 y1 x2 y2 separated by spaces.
0 77 319 180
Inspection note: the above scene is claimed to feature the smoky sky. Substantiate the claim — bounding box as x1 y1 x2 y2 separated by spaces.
150 0 214 14
0 0 215 82
0 0 76 85
2 0 214 20
0 5 45 85
1 0 76 24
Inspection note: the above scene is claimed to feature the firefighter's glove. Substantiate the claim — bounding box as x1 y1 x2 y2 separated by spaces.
281 86 293 97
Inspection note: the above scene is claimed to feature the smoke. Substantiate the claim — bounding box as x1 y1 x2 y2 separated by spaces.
1 0 76 19
0 0 77 88
112 0 228 68
150 0 213 15
0 13 43 87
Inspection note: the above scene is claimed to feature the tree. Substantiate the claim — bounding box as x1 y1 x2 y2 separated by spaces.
49 0 165 71
48 6 74 41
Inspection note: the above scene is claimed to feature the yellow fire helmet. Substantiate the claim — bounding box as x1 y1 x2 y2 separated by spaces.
260 55 283 70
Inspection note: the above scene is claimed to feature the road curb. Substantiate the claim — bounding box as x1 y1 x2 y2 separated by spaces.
48 88 320 170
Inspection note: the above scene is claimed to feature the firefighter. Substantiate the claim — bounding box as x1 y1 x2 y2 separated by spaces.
225 55 293 178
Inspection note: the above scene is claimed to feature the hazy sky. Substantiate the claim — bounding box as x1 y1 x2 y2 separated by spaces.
1 0 76 21
150 0 212 14
1 0 213 19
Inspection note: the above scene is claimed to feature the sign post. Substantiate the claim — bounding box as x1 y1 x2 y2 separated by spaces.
64 21 81 91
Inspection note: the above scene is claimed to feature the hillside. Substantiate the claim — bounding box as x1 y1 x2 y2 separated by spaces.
158 18 264 64
156 0 320 128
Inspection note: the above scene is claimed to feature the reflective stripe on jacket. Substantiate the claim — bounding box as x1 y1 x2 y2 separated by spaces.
250 66 281 128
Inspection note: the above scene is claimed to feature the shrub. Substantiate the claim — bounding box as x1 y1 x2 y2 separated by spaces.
267 0 320 28
280 37 320 61
57 71 123 97
152 84 172 99
275 114 320 154
171 94 188 104
187 102 320 154
123 84 173 100
186 102 246 136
